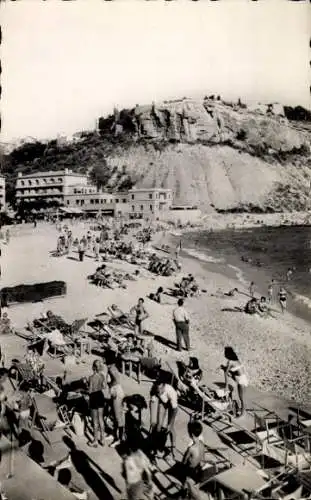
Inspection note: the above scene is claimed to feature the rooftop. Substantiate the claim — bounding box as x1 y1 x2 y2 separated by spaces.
17 169 87 179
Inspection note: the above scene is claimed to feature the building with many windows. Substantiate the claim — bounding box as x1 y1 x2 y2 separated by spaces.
0 176 6 212
64 187 119 215
127 188 173 219
15 169 88 206
15 169 174 219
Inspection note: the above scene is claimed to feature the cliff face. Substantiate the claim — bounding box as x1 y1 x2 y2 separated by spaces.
5 97 311 213
100 98 311 212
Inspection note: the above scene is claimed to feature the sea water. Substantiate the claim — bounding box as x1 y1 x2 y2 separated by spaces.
175 225 311 322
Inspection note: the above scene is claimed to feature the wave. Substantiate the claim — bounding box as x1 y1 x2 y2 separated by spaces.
183 248 224 264
292 292 311 310
227 264 249 287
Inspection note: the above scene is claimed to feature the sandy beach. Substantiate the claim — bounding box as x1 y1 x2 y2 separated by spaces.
1 220 311 407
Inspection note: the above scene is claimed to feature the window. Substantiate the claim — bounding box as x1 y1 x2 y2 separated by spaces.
67 200 70 205
76 200 80 205
122 198 127 203
103 199 107 204
36 180 39 185
156 193 158 199
116 199 119 203
90 199 94 204
50 178 54 183
21 181 25 186
74 189 77 194
149 193 152 199
43 179 47 183
58 178 62 182
95 199 99 204
110 199 113 203
150 205 153 211
100 200 103 204
140 205 143 211
131 194 135 200
28 180 32 186
132 205 135 211
81 200 85 206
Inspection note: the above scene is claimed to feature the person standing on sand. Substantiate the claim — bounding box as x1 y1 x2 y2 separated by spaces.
249 281 255 298
78 239 86 262
173 298 190 352
279 287 287 313
221 346 248 417
130 298 149 336
267 279 275 303
175 239 182 262
286 268 293 282
87 359 107 448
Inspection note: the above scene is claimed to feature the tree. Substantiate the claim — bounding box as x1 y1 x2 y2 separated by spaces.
89 159 111 189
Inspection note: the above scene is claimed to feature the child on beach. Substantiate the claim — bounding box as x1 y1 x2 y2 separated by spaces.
249 281 255 298
181 421 205 500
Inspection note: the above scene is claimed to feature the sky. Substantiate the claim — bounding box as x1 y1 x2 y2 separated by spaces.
1 1 311 143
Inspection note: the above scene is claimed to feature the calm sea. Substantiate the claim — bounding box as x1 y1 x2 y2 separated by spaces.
174 225 311 323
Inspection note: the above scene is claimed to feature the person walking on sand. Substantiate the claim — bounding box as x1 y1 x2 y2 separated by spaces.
173 298 190 352
279 287 287 313
249 281 255 298
78 239 86 262
221 346 248 417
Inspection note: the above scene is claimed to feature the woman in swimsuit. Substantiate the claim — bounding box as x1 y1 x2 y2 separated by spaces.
221 346 248 417
279 287 287 313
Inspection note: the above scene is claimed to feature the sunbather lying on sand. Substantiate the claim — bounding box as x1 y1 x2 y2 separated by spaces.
149 287 164 304
108 304 131 325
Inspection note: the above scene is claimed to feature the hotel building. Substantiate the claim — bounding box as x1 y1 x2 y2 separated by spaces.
15 169 88 206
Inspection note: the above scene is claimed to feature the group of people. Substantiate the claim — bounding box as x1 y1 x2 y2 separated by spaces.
248 280 288 314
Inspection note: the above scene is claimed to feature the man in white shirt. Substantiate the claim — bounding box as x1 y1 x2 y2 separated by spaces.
173 298 190 351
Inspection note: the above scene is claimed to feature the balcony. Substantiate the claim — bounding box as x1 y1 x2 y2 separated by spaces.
16 190 64 198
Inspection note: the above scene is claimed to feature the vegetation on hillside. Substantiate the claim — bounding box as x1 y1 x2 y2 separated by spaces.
1 100 311 212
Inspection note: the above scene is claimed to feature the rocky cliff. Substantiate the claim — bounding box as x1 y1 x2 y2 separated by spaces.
98 98 311 212
4 97 311 213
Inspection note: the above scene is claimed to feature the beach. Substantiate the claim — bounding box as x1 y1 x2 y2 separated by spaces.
1 219 311 406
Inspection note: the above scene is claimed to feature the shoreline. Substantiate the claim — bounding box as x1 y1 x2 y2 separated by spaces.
162 221 311 326
153 230 311 404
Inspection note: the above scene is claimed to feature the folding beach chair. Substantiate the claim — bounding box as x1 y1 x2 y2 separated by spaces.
31 393 68 446
8 361 42 392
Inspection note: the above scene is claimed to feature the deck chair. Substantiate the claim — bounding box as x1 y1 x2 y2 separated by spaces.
31 393 68 446
69 318 87 338
289 407 311 433
9 361 42 391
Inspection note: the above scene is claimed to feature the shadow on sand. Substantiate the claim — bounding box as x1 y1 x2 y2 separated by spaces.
62 436 121 500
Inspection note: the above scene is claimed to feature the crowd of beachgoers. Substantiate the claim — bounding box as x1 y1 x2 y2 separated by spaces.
0 217 310 500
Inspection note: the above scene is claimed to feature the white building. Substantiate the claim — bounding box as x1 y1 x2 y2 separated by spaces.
64 187 118 215
126 188 173 220
0 176 6 212
15 169 88 206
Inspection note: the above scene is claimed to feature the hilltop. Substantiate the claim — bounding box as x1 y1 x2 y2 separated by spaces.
2 97 311 213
